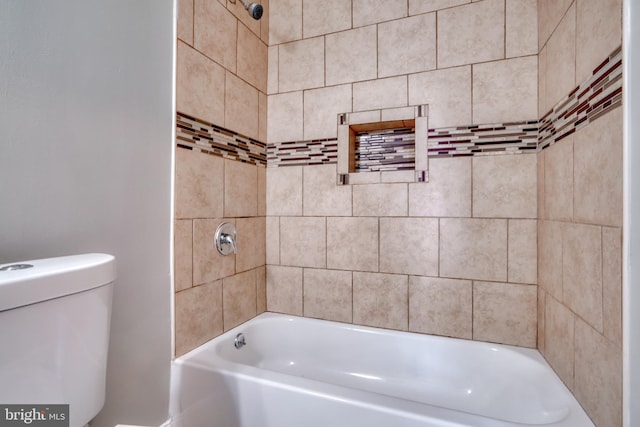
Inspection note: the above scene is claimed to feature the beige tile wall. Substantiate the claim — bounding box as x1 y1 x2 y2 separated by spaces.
266 0 539 349
174 0 268 356
537 1 622 425
173 1 624 424
267 158 538 348
268 0 538 141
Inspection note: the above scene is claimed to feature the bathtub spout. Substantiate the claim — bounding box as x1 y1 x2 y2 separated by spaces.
234 333 246 349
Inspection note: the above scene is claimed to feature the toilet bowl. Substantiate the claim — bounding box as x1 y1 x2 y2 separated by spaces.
0 253 116 427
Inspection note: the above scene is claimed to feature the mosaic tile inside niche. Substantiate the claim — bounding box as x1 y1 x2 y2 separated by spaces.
176 112 267 166
266 138 338 167
355 127 415 172
538 45 622 151
427 121 538 158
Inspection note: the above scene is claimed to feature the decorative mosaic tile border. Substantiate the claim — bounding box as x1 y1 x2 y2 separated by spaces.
254 45 624 168
266 138 338 167
176 112 267 166
267 120 539 166
538 45 622 151
427 121 539 158
355 127 415 171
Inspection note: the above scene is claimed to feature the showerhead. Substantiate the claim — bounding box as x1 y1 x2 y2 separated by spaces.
239 0 263 20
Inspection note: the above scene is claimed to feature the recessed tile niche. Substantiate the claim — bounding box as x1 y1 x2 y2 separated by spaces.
336 105 429 185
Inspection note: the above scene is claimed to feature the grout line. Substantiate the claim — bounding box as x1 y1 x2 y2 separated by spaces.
503 0 507 59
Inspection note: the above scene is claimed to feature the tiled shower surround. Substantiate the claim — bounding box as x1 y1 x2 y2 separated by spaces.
174 0 269 357
175 0 623 426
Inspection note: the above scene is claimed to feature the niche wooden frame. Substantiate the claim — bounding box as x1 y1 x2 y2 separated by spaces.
336 105 429 185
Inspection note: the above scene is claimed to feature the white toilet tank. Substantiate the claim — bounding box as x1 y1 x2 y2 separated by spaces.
0 253 115 427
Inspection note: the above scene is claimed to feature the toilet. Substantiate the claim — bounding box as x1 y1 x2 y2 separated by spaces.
0 253 115 427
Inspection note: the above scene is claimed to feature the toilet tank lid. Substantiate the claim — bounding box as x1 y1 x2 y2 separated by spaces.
0 253 115 312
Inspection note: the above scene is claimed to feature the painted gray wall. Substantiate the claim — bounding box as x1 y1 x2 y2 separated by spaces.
0 1 174 426
624 1 639 425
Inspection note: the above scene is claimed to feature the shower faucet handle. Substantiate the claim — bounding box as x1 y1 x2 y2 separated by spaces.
215 222 237 256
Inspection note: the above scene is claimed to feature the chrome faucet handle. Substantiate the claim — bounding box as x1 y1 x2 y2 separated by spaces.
214 222 237 256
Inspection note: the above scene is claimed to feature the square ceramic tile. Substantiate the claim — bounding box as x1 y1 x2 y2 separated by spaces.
603 227 622 346
302 0 351 38
440 218 507 282
303 268 353 323
353 272 408 330
537 151 545 219
408 66 472 128
409 157 471 217
176 41 225 126
266 166 303 215
544 3 576 110
508 219 537 285
473 281 537 348
537 220 563 299
353 0 407 27
303 84 352 140
269 0 302 44
544 136 573 221
193 218 236 285
562 222 603 332
258 92 268 144
267 91 303 143
175 280 223 356
223 269 257 330
278 37 325 92
266 265 303 315
379 218 439 276
538 45 548 116
472 154 537 219
353 76 408 112
225 72 259 140
260 0 270 43
279 216 326 268
378 13 436 78
177 0 194 45
174 220 193 292
236 217 265 272
326 217 378 272
575 0 622 84
573 107 623 227
175 147 224 219
194 0 237 72
237 23 268 93
352 183 408 216
409 0 469 15
538 0 573 49
227 0 260 39
538 288 546 352
224 159 258 217
256 265 267 313
268 45 279 94
326 26 377 85
543 294 575 389
437 0 504 68
472 56 538 124
257 165 267 215
303 164 352 216
409 276 472 339
505 0 537 58
574 318 622 427
266 216 280 265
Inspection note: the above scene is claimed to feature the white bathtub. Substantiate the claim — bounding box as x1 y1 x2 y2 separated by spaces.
170 313 593 427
